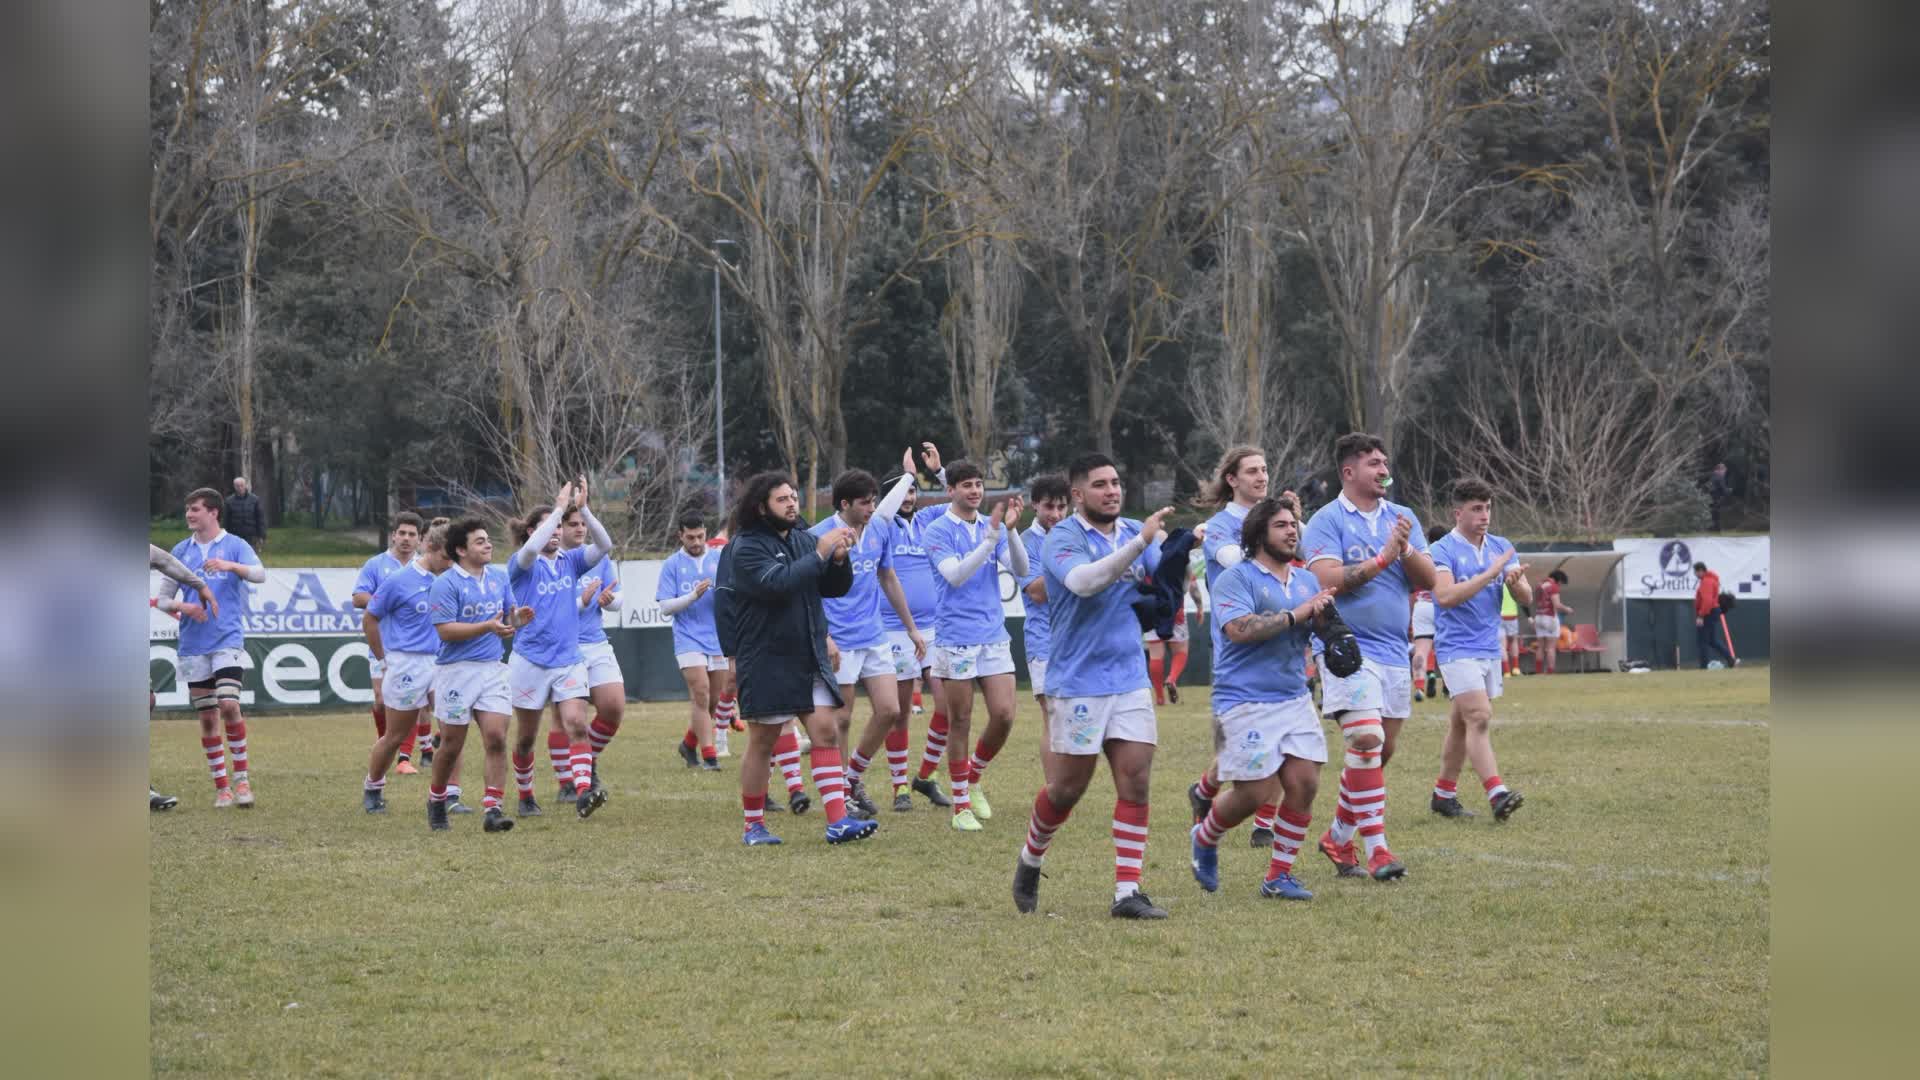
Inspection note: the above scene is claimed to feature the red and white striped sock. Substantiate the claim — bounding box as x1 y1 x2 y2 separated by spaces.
364 774 385 793
1195 769 1221 802
1252 803 1278 833
1435 777 1460 801
589 717 617 761
413 720 431 755
1113 799 1150 898
773 730 806 794
482 786 504 812
1330 771 1360 846
1267 807 1312 878
569 742 593 794
429 783 449 804
948 756 971 812
223 718 249 777
715 692 739 729
967 739 999 786
742 792 766 829
917 712 949 780
1483 774 1508 804
511 752 535 800
1193 805 1231 848
372 703 386 738
1021 788 1071 867
548 730 571 783
847 748 872 784
810 747 848 823
1348 766 1389 858
202 735 229 789
884 728 910 788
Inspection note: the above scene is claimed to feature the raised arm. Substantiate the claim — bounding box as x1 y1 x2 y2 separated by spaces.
576 505 615 566
875 472 915 522
1062 532 1150 596
516 499 569 569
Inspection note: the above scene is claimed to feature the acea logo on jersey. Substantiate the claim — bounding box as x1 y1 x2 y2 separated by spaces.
532 574 577 597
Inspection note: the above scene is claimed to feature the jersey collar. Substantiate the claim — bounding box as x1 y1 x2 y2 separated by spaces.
1247 557 1297 588
451 562 480 581
1449 527 1489 558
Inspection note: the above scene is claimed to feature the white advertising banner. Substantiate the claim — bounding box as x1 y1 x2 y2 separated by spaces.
613 559 1031 631
1611 536 1770 601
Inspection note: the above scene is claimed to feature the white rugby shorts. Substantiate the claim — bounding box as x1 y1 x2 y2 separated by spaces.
1212 696 1327 782
752 678 840 726
675 651 731 672
1533 615 1561 640
179 647 248 685
433 660 511 724
887 630 931 678
507 652 590 710
1319 657 1414 720
380 650 435 711
931 641 1015 681
835 643 896 686
1440 657 1504 700
1411 599 1436 639
580 640 624 688
1027 657 1048 698
1046 689 1157 755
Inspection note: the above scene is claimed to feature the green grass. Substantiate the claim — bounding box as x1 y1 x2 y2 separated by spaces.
150 669 1768 1076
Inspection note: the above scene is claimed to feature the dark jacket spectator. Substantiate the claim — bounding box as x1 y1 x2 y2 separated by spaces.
225 479 266 547
1706 464 1731 532
715 512 853 719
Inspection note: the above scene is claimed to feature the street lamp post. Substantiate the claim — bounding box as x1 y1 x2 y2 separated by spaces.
712 239 738 520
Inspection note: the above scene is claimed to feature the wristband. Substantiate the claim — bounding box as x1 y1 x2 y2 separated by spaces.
1375 551 1391 570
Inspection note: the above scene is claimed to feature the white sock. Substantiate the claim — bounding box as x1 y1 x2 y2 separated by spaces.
1114 881 1140 902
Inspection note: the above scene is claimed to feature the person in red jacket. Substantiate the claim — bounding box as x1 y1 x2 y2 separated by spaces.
1693 562 1736 668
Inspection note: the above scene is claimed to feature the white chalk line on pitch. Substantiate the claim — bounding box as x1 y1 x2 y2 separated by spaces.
1496 713 1770 729
1422 847 1770 887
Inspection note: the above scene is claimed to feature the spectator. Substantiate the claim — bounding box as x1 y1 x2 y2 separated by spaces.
1706 463 1731 532
226 476 267 553
1693 561 1736 668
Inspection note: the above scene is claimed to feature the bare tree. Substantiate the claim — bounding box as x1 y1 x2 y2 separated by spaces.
1013 0 1262 457
1530 0 1768 408
687 0 964 504
1449 326 1733 541
1277 0 1514 451
351 0 715 535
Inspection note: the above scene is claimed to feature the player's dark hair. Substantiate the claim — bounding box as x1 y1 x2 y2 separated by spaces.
1067 453 1118 486
1549 569 1569 584
1426 523 1448 544
944 460 984 488
1692 561 1707 574
1240 496 1300 557
1198 445 1265 507
1450 477 1495 505
446 517 489 562
393 511 425 533
832 468 880 511
186 487 223 519
1028 472 1070 505
677 511 707 534
512 505 553 548
728 471 796 537
1334 432 1387 468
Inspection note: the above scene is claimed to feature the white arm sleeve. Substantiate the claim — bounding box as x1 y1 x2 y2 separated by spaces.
576 506 614 566
1216 544 1245 569
600 591 623 612
235 562 266 583
658 590 699 616
516 504 568 568
149 545 206 590
936 526 999 586
875 473 914 522
1006 528 1030 577
151 573 184 613
1062 532 1151 597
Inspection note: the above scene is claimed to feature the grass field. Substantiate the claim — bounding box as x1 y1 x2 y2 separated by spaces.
150 669 1769 1076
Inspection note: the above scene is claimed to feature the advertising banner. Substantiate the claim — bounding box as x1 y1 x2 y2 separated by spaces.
1611 536 1770 600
